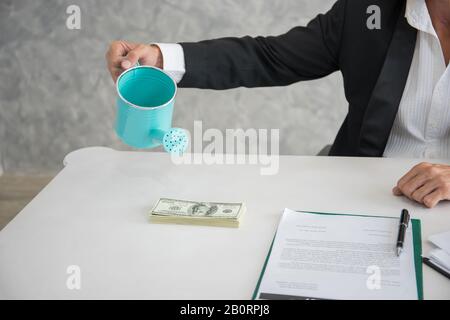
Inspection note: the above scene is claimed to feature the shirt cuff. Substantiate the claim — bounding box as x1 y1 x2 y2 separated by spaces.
153 43 186 83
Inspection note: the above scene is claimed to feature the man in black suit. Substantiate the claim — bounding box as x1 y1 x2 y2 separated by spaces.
106 0 450 208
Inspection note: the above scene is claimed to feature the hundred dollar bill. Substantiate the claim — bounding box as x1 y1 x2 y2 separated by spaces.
150 198 245 227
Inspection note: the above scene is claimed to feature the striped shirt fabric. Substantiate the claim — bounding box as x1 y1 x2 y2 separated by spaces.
383 0 450 159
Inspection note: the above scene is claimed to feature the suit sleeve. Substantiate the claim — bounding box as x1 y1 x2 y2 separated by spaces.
178 0 347 89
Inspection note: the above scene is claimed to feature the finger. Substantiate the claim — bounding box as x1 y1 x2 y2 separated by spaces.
121 45 150 69
396 169 419 190
106 59 119 82
423 189 443 208
106 41 137 81
106 41 129 65
110 40 129 56
106 60 125 82
109 67 123 83
398 173 430 199
392 186 402 196
411 180 440 204
397 162 430 189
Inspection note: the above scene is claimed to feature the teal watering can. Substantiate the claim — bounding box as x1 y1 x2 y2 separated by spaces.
115 66 188 154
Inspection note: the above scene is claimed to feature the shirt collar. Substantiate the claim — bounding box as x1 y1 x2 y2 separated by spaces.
405 0 437 36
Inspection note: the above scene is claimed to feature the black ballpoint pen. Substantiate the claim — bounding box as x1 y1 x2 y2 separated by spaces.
396 209 410 256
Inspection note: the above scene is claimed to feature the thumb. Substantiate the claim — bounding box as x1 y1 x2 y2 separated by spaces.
121 44 149 69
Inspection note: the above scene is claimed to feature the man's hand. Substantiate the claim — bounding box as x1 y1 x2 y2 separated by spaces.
105 40 163 82
393 162 450 208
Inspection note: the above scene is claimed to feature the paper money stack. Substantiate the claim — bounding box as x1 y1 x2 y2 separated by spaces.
150 198 245 228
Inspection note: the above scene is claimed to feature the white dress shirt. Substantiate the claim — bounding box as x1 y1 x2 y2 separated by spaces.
383 0 450 158
154 43 186 83
155 0 450 159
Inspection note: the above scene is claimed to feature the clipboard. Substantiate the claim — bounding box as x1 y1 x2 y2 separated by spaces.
252 210 423 300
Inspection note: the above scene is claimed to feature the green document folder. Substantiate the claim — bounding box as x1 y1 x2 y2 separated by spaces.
252 210 423 300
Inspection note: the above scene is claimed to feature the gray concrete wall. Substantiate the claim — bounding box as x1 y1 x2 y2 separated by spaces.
0 0 347 173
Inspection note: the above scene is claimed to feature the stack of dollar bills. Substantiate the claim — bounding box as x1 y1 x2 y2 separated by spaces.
150 198 245 228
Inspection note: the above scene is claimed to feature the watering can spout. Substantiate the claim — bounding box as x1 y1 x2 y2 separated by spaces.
151 128 189 155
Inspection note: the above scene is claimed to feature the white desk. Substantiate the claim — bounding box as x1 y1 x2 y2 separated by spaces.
0 147 449 299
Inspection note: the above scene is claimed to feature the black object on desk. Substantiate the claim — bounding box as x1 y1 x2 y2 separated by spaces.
396 209 410 256
422 257 450 280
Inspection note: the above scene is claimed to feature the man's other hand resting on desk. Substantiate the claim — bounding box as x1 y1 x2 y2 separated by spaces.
393 163 450 208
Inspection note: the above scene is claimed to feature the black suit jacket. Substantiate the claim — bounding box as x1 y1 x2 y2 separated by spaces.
178 0 417 157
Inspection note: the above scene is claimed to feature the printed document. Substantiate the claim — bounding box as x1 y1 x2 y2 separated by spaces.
256 208 418 300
